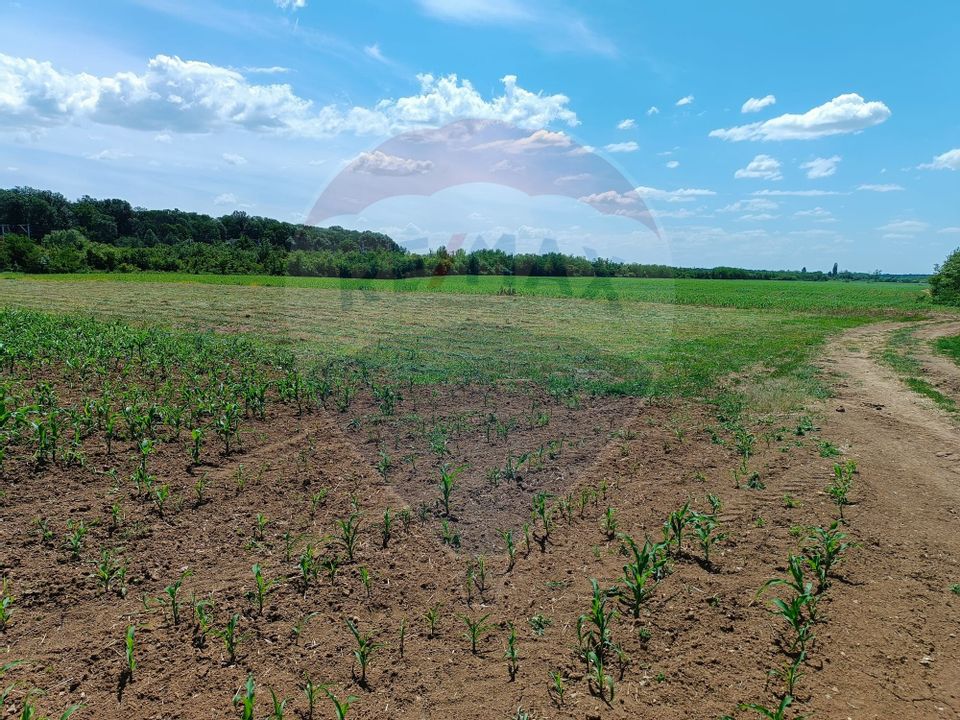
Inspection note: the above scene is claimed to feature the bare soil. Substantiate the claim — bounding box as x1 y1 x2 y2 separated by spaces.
1 321 959 719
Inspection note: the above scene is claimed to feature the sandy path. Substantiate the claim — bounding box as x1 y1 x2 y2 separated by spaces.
810 319 960 718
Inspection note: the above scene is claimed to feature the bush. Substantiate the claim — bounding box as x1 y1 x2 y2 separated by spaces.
930 247 960 306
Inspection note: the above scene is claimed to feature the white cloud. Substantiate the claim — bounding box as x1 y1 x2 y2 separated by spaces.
646 106 660 116
84 148 132 161
878 220 929 234
739 213 779 221
214 192 239 205
857 183 903 192
710 93 891 141
153 133 172 144
242 66 291 75
416 0 530 23
364 44 387 63
633 186 716 202
752 189 841 197
665 160 679 169
604 141 638 153
794 207 835 222
800 155 841 179
274 0 306 9
616 118 636 130
720 198 778 213
741 95 776 113
937 227 960 235
351 150 434 176
0 53 580 136
919 148 960 171
222 152 247 165
734 154 782 180
675 95 694 107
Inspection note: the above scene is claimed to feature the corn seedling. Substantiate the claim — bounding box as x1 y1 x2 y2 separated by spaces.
232 674 256 720
803 521 852 594
601 506 618 540
460 612 494 655
213 613 241 663
191 596 214 648
0 579 14 629
767 651 805 697
109 502 123 532
617 534 659 618
145 570 192 625
16 699 83 720
398 617 407 658
549 669 566 707
92 550 125 596
437 464 463 517
500 529 516 571
34 517 55 545
321 556 340 584
424 604 441 638
827 459 856 520
291 611 319 643
531 491 553 537
151 483 170 517
739 694 801 720
322 687 358 720
504 623 520 680
521 522 532 556
190 427 204 465
380 509 394 548
586 650 614 703
663 501 692 556
267 688 289 720
359 566 372 599
579 579 616 659
439 519 460 548
247 564 277 615
471 555 487 596
124 625 136 679
65 520 89 561
691 512 726 567
254 513 268 540
302 677 320 720
310 488 328 515
346 618 381 685
336 513 361 563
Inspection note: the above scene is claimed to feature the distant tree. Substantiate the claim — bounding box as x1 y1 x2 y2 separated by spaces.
831 262 838 276
801 266 807 273
930 247 960 305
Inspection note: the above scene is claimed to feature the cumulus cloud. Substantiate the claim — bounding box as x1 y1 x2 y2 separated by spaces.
734 154 782 180
675 95 694 107
741 95 776 113
878 220 929 234
919 148 960 171
794 207 835 222
214 192 239 205
351 150 434 176
274 0 306 9
604 141 638 153
0 53 580 136
616 118 636 130
857 183 903 192
646 106 660 116
709 93 890 141
665 160 679 169
800 155 841 179
222 152 247 165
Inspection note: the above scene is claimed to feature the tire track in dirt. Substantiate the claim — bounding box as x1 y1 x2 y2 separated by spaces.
811 319 960 718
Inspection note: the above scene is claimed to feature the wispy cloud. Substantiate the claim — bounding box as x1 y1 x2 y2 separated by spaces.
800 155 841 179
741 95 776 113
675 95 694 107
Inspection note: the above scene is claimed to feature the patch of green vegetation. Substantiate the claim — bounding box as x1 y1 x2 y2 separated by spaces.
0 272 935 316
934 335 960 366
904 378 958 413
0 276 867 398
882 327 958 414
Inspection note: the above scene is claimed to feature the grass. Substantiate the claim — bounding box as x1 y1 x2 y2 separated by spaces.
0 275 888 397
935 335 960 366
0 272 932 315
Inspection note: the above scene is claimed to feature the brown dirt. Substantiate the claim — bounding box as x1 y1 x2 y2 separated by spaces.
1 321 959 720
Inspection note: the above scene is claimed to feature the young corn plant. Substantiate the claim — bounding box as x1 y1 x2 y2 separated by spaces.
691 511 726 567
424 604 441 638
739 694 799 719
380 509 394 548
827 460 856 520
617 535 658 618
232 674 256 720
767 651 805 697
216 613 242 664
145 569 192 626
322 687 359 720
601 506 618 540
0 579 14 629
346 619 381 686
267 688 289 720
92 549 125 596
586 650 615 704
398 618 407 658
247 564 278 615
663 501 692 556
191 597 214 648
336 513 361 563
302 677 320 720
437 464 464 517
504 623 520 680
358 566 372 599
803 521 852 594
549 669 566 707
460 612 494 655
64 520 89 562
123 625 136 681
190 427 204 465
500 529 516 571
579 579 616 659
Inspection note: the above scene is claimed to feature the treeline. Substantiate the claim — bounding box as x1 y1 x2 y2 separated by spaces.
0 187 927 282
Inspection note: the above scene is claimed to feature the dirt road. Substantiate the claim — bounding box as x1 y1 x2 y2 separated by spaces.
811 319 960 718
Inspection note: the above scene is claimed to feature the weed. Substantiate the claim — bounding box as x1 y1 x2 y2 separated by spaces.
92 550 126 596
529 614 552 637
818 440 840 457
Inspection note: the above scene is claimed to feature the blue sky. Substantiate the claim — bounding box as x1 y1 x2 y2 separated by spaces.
1 0 958 272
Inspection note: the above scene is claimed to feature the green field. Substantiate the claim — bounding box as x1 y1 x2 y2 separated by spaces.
1 272 931 315
935 335 960 366
2 273 922 399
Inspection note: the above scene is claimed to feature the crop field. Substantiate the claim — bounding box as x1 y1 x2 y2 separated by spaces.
0 275 958 720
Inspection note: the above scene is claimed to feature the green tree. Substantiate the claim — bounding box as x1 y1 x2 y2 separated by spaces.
930 247 960 305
